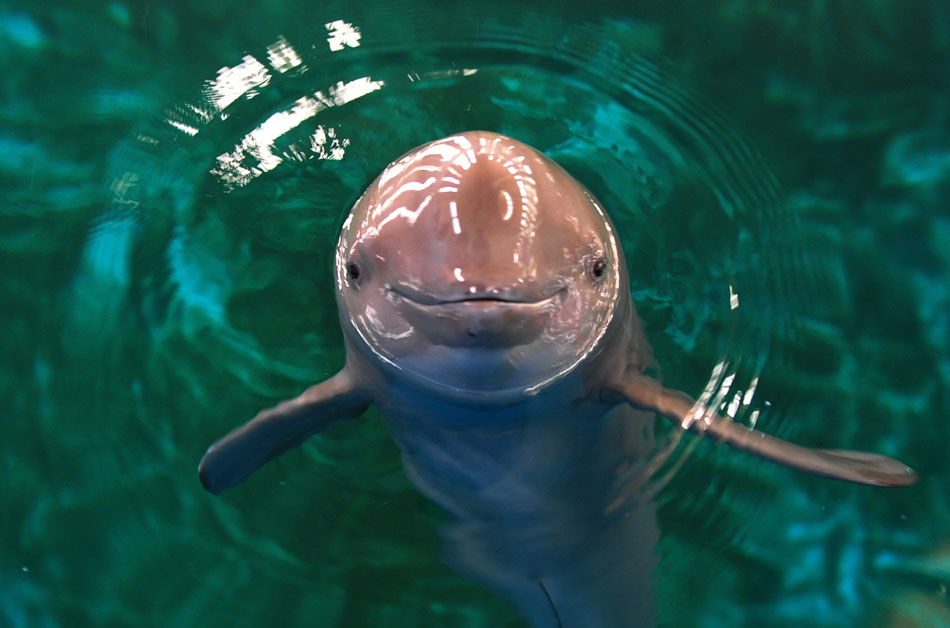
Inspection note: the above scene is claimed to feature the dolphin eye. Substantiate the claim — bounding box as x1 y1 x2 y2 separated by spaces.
590 257 607 280
345 261 361 283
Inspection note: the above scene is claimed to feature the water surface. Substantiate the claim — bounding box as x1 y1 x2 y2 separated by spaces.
3 2 948 626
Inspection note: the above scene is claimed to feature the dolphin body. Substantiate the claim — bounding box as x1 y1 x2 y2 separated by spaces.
199 131 917 627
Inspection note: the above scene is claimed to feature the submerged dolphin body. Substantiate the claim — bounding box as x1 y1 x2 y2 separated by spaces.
199 131 917 626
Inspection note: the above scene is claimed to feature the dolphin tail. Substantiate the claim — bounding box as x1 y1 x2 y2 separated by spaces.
198 368 370 494
605 375 918 487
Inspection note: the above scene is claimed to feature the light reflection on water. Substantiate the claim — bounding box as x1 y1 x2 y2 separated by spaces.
8 3 945 627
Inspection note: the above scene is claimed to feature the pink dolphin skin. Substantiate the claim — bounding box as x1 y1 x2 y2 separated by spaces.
199 131 917 627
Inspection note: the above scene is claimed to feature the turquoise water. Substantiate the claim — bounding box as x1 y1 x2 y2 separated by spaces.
3 1 948 626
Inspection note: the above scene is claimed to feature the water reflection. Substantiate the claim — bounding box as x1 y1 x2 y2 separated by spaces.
325 20 362 52
212 77 383 188
266 36 304 73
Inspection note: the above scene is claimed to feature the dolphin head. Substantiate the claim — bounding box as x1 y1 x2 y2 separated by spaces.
335 131 626 396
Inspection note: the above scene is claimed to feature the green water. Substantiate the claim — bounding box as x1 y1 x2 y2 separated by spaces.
3 1 948 626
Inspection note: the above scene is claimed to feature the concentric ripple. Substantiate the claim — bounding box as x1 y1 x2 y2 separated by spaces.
52 4 929 628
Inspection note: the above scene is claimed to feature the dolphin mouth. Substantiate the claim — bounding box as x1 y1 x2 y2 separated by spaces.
387 282 566 348
388 283 566 308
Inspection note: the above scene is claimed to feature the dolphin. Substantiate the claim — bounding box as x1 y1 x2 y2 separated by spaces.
198 131 917 627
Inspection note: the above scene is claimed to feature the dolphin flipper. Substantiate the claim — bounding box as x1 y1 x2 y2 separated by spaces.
198 369 370 494
606 375 918 487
